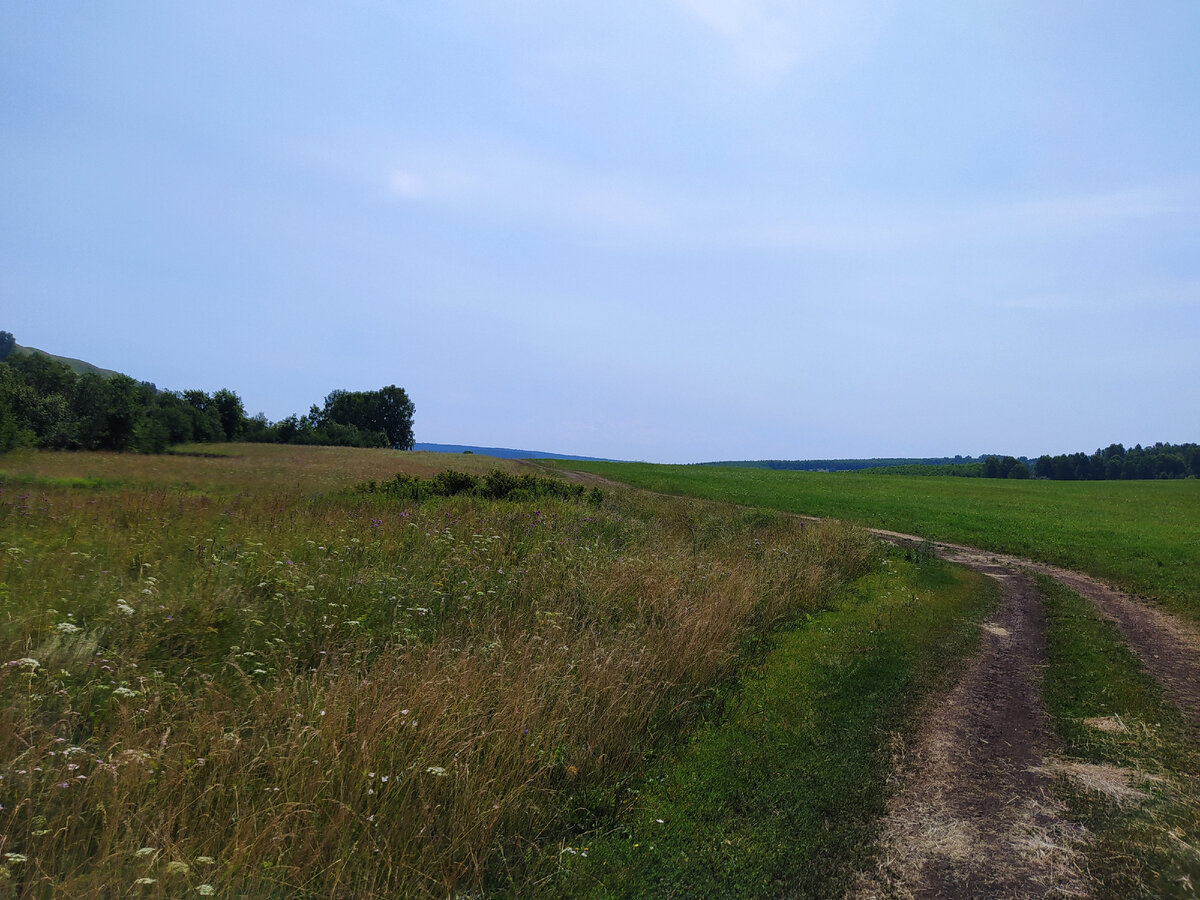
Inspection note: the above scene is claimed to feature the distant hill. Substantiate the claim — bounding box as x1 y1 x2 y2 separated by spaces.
413 442 618 462
10 344 122 379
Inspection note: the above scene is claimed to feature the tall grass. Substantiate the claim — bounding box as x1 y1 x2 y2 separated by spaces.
0 445 521 499
549 461 1200 620
0 448 877 897
556 556 995 899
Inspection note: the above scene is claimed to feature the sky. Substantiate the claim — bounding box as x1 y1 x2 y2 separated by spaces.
2 2 1198 463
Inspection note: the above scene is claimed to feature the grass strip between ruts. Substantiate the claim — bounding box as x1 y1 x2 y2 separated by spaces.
552 554 996 899
1038 575 1200 899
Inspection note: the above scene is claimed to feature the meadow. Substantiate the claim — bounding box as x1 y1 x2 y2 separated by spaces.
547 462 1200 621
0 445 895 897
11 446 1184 896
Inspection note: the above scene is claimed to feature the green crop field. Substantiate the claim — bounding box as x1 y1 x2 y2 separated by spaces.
547 462 1200 621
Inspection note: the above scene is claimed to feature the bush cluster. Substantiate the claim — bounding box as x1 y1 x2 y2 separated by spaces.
362 468 603 504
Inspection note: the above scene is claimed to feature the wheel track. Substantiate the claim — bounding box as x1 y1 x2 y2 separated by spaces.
552 470 1200 895
850 561 1089 899
873 528 1200 729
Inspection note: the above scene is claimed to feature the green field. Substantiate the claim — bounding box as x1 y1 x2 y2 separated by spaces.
547 462 1200 621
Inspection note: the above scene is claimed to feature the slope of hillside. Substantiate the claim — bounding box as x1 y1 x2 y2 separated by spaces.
10 343 122 378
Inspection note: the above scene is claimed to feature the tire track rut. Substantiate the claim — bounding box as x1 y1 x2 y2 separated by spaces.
874 530 1200 729
851 563 1088 899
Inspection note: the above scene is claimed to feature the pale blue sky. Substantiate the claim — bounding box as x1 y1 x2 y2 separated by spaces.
3 2 1198 462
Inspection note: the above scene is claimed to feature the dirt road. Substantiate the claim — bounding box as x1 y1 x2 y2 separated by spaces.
854 530 1200 898
850 560 1088 899
874 530 1200 729
551 470 1200 895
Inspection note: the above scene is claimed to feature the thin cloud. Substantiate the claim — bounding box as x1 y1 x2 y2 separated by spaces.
389 171 422 198
386 138 670 238
723 183 1196 255
1000 280 1200 313
670 0 875 81
384 132 1194 261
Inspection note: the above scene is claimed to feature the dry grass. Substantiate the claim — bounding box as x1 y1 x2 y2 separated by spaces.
1083 715 1130 734
1035 760 1164 804
0 446 877 897
0 445 526 498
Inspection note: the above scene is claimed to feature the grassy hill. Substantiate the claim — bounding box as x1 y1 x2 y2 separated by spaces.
10 343 122 378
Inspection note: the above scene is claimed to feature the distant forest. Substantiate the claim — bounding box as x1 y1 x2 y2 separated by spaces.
701 457 994 472
705 445 1200 481
868 446 1200 480
0 332 414 454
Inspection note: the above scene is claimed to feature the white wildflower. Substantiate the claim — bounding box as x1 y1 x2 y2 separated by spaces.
116 600 136 616
55 622 81 635
425 766 448 777
197 885 215 895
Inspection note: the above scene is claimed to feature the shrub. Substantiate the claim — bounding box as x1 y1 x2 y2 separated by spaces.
362 469 592 504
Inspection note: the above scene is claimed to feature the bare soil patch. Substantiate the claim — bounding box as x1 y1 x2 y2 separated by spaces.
851 569 1088 899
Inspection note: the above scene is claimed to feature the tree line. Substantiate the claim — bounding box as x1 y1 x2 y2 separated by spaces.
872 446 1197 480
0 332 414 454
1032 443 1200 480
